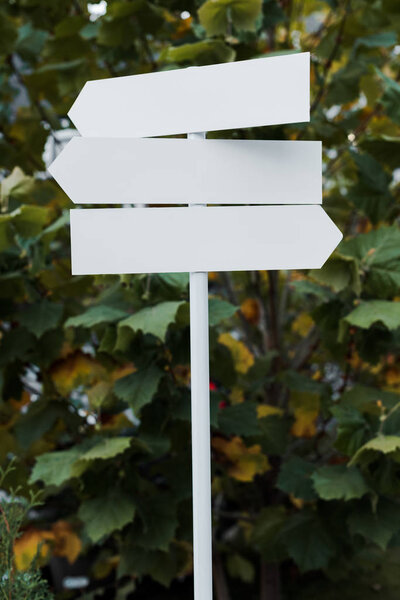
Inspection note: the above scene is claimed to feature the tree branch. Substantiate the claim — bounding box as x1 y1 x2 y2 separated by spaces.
310 0 351 114
213 553 232 600
260 561 281 600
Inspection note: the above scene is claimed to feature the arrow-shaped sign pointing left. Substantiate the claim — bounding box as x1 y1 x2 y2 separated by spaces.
49 138 322 206
68 52 310 137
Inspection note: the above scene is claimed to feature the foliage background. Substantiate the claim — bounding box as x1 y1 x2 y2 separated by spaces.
1 0 400 598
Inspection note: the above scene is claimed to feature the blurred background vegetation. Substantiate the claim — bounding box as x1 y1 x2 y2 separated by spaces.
0 0 400 598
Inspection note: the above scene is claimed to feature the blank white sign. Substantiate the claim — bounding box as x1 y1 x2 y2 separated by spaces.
49 138 322 205
68 53 310 138
70 206 342 275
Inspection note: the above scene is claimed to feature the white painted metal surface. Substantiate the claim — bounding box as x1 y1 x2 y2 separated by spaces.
49 138 322 205
68 53 310 137
70 205 342 275
188 131 213 600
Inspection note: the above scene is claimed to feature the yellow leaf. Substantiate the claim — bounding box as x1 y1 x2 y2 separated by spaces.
101 413 134 430
9 390 31 411
312 370 322 381
240 298 260 325
111 363 136 381
50 351 106 395
175 540 193 577
51 521 81 564
229 386 245 405
218 333 254 374
172 15 193 39
14 529 54 571
212 436 270 482
385 368 400 388
92 555 120 580
290 392 319 438
172 364 191 386
208 272 219 281
291 313 314 337
289 494 305 510
290 271 306 281
257 404 283 418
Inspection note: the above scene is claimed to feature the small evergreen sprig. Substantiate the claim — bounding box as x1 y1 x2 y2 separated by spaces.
0 460 53 600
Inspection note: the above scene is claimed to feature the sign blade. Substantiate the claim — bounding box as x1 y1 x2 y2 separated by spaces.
68 53 310 138
50 138 321 205
70 206 342 275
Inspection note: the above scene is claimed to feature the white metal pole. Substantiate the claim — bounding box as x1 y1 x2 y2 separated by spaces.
188 131 213 600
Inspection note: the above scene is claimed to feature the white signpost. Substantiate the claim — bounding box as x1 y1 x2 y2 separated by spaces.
49 52 342 600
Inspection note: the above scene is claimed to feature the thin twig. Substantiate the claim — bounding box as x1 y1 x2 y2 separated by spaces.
310 0 351 115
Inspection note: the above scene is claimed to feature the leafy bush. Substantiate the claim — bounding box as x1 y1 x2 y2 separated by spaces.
0 0 399 598
0 462 53 600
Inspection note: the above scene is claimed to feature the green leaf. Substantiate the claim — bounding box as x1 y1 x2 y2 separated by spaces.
11 205 49 237
134 494 178 551
226 554 255 583
119 542 188 586
218 402 259 436
347 151 392 223
15 399 78 449
29 447 88 487
198 0 262 35
114 367 163 413
348 499 400 550
176 298 238 328
361 136 400 171
0 167 34 202
65 305 128 328
311 465 369 501
374 67 400 125
118 301 183 340
18 300 63 338
277 457 317 501
263 0 286 27
349 435 400 466
340 384 400 413
331 405 370 457
339 226 400 299
258 414 290 456
0 10 17 54
78 490 135 543
16 23 48 60
310 254 360 294
0 214 14 252
162 40 235 66
355 32 397 50
156 272 189 293
54 15 87 38
209 298 238 326
343 301 400 331
250 506 287 560
281 511 336 572
325 60 365 106
78 437 131 461
0 327 35 367
351 151 391 195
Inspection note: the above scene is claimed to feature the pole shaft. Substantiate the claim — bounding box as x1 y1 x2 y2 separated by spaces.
188 131 213 600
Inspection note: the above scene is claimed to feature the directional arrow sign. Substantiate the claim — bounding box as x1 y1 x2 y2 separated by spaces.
68 52 310 137
49 50 343 600
49 139 322 205
70 205 342 275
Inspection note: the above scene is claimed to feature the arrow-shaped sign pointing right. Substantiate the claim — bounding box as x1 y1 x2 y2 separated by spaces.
70 205 342 275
